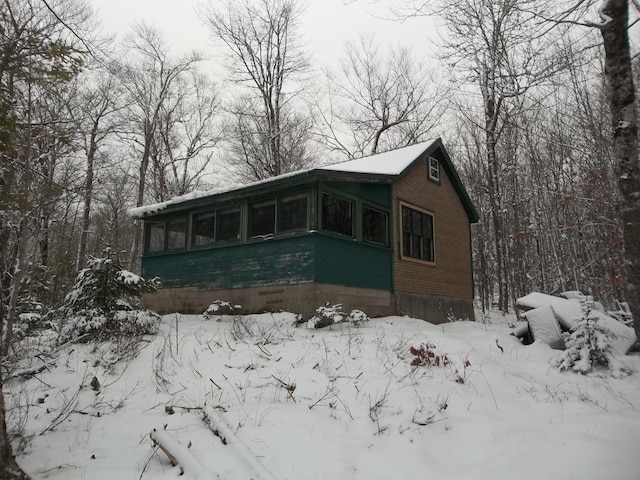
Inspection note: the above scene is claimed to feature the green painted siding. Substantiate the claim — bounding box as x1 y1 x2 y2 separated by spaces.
314 235 392 290
141 232 392 292
142 235 315 290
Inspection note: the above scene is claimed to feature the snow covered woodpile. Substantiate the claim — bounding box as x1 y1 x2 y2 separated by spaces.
518 304 564 350
515 292 636 354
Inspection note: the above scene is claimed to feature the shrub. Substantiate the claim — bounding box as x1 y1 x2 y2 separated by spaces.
203 300 242 319
307 304 345 329
54 255 161 343
306 304 371 329
409 342 451 367
348 309 370 327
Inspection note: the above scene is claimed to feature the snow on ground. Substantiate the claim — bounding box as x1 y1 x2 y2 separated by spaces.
9 311 640 480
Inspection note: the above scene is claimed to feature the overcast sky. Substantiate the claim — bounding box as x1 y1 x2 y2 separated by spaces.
91 0 440 70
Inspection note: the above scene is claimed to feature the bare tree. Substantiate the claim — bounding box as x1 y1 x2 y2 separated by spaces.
203 0 314 180
425 0 560 312
319 34 448 158
73 66 123 270
225 94 315 180
117 23 203 267
149 70 221 201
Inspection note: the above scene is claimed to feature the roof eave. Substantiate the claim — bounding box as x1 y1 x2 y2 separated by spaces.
131 169 394 219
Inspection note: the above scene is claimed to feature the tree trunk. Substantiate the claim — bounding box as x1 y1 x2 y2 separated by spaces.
481 81 508 313
77 122 98 271
599 0 640 349
129 132 152 270
0 170 31 480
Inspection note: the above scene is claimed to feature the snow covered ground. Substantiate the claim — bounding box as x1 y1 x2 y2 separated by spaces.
9 311 640 480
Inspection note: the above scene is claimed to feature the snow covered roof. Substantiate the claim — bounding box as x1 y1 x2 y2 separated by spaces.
317 139 438 176
128 138 478 222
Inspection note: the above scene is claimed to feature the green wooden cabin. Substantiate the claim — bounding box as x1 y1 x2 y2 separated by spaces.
130 138 479 322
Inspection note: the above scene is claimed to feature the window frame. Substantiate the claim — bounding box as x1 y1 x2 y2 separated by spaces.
215 206 242 244
399 201 435 264
320 192 354 238
361 204 389 246
165 218 187 251
249 199 276 239
146 222 166 253
191 211 216 247
277 193 309 234
428 156 440 184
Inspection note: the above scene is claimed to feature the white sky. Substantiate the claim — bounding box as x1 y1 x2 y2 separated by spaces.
90 0 440 71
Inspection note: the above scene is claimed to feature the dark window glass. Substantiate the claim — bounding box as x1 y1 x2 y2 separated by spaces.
250 201 276 238
216 208 241 242
166 219 187 250
321 193 353 237
362 206 388 246
401 205 434 262
192 212 216 246
148 223 165 253
278 195 308 233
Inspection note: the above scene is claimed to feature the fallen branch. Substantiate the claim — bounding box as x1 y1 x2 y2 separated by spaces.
149 427 215 479
9 360 56 380
202 405 277 480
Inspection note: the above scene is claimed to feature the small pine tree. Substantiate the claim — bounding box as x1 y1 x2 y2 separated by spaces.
53 254 161 343
552 297 611 374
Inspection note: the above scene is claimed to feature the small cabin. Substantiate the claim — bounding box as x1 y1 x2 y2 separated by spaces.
130 138 479 322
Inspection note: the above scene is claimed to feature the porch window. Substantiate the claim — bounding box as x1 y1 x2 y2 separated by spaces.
401 204 434 262
250 200 276 238
148 223 165 253
216 207 241 242
192 212 216 246
321 193 353 237
278 194 308 233
166 219 187 250
362 206 388 246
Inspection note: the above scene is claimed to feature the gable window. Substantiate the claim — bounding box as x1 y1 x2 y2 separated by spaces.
401 204 434 262
216 207 241 242
278 194 308 233
321 193 353 237
166 219 187 250
428 157 440 183
148 223 165 253
362 206 388 246
192 212 216 246
250 200 276 238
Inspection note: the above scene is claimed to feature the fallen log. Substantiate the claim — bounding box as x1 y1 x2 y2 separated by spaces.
149 428 214 479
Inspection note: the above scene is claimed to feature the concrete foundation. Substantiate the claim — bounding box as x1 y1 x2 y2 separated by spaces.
142 282 394 319
143 283 474 324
